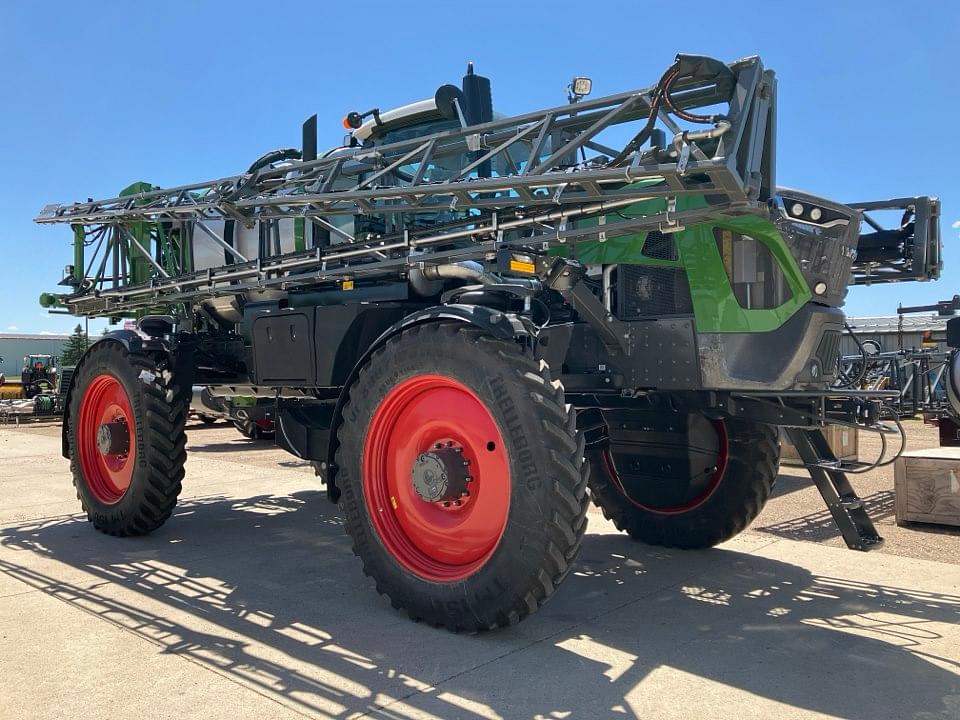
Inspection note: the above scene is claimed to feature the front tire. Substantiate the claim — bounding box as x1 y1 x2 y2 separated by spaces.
69 341 188 536
336 323 589 631
587 412 778 549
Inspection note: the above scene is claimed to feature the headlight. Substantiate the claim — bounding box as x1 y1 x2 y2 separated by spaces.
809 207 823 221
790 203 804 217
571 77 592 97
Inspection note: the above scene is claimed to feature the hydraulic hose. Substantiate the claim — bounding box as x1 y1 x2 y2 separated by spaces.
671 121 731 155
414 261 496 285
834 322 869 389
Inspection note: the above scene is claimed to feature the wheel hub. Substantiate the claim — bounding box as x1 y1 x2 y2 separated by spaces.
363 373 510 581
96 420 130 456
411 445 472 504
77 373 137 505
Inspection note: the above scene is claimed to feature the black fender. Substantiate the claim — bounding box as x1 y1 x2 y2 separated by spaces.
59 329 175 459
322 303 537 501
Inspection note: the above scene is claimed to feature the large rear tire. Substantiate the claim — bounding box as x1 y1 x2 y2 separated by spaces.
69 341 189 536
587 411 778 549
336 323 589 631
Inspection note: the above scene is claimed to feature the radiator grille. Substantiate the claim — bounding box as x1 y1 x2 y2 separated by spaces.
816 330 842 368
641 231 678 261
617 266 694 319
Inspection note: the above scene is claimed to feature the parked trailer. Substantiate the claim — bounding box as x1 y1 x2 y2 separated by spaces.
37 55 941 630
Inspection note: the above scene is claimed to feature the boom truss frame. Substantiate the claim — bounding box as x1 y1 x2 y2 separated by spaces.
37 56 776 318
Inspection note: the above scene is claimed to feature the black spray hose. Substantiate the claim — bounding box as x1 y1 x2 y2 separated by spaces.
834 322 869 389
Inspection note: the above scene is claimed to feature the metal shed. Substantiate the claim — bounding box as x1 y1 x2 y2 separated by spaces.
842 315 948 355
0 334 71 378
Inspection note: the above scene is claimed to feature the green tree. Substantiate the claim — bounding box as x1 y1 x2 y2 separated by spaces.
60 324 90 367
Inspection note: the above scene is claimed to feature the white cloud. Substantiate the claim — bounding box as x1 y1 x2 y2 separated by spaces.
952 219 960 229
5 325 18 331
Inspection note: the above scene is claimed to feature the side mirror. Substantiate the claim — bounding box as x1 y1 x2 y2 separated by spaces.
435 84 467 123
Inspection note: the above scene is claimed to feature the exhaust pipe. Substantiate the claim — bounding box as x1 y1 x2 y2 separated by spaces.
409 261 496 296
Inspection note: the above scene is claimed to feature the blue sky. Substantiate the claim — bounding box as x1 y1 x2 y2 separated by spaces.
1 1 957 334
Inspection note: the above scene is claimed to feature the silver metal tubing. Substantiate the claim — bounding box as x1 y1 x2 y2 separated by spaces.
603 264 618 312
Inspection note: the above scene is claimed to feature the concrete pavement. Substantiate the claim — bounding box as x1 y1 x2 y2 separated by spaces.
1 423 958 719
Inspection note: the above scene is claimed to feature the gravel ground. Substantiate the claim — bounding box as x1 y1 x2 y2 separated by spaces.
751 418 960 563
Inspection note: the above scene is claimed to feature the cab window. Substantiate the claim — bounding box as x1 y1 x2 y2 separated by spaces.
713 228 792 310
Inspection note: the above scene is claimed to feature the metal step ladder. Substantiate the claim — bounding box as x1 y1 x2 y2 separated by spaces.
784 427 884 551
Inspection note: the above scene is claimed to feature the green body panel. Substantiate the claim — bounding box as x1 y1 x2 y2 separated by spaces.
120 181 157 287
294 218 306 251
679 215 811 333
155 222 179 276
71 225 85 282
567 193 811 333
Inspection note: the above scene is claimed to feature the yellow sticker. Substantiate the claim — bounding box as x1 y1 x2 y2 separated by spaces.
342 279 355 290
509 259 536 274
390 496 398 510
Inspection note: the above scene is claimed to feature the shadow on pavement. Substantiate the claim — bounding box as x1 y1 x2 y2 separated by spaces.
2 493 958 719
757 489 898 543
186 440 277 453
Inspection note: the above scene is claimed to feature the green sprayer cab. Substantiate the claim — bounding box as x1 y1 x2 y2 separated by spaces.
36 54 942 630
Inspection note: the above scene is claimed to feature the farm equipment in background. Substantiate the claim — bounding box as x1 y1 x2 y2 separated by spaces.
837 346 950 417
0 356 69 422
36 54 942 630
21 354 58 398
891 296 960 446
191 386 276 440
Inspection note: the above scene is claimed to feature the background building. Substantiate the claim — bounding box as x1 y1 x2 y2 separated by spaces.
0 333 71 378
841 315 949 356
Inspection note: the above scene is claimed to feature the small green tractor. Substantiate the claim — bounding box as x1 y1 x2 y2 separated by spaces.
21 354 58 399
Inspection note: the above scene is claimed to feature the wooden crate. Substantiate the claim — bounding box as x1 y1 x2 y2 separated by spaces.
781 425 858 467
894 447 960 527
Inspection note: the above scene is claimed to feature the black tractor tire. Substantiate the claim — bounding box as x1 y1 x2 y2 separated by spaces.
69 341 189 536
336 323 589 631
233 418 275 440
587 415 779 549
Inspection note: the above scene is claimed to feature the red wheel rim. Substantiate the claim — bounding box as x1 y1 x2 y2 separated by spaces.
362 374 510 582
604 420 728 515
77 374 136 504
